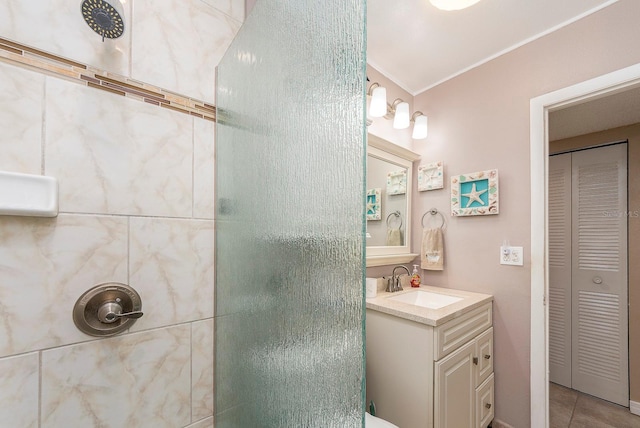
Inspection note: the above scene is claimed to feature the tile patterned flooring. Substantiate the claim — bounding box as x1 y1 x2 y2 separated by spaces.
550 383 640 427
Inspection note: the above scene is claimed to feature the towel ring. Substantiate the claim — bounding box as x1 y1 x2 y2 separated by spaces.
386 210 402 230
421 208 445 229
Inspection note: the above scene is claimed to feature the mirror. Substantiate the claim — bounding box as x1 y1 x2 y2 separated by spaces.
366 134 420 267
366 155 407 246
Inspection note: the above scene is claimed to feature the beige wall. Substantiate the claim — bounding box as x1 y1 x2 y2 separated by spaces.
551 123 640 404
410 1 640 426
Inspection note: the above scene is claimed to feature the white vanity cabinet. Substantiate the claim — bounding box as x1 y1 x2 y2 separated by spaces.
366 300 494 428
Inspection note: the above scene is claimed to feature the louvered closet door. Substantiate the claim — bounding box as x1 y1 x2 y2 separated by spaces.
571 144 628 406
548 153 572 388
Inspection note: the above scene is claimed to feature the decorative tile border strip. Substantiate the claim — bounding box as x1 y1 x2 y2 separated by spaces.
0 36 216 122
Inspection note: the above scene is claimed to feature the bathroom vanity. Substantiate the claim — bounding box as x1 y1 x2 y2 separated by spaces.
366 285 494 428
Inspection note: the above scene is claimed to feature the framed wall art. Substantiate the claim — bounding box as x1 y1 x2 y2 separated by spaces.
366 188 381 220
386 170 407 195
418 161 443 191
451 169 498 216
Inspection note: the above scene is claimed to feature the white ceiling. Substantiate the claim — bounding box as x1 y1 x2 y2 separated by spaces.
367 0 640 140
367 0 618 95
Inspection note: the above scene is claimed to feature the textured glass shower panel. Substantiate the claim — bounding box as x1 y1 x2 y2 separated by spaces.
215 0 366 426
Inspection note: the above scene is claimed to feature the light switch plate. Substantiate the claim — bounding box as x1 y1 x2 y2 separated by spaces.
500 246 523 266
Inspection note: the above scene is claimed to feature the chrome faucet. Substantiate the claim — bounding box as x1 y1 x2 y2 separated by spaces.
387 265 410 292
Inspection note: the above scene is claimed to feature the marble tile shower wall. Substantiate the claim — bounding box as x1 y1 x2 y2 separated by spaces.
0 0 243 427
0 0 242 101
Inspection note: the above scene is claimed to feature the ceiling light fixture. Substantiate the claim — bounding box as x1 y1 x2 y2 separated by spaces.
430 0 482 11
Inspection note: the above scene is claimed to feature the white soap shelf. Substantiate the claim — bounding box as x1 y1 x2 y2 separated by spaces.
0 171 58 217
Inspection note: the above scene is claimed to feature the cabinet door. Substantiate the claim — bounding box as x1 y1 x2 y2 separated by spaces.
435 340 475 428
434 303 492 360
475 327 493 387
475 374 494 428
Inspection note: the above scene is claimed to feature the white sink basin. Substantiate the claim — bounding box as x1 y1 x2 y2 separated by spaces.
387 290 463 309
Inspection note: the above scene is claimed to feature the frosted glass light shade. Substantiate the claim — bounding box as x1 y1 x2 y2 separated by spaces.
393 102 410 129
412 115 428 139
369 86 387 117
430 0 482 11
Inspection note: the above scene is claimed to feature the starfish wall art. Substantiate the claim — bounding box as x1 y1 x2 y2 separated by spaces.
366 188 381 220
450 169 499 216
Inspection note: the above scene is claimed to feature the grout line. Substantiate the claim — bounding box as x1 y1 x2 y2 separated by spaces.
192 118 196 219
567 392 577 427
41 76 47 175
0 319 214 359
127 216 131 284
0 36 216 122
127 0 133 80
55 211 213 221
190 322 194 424
38 351 42 428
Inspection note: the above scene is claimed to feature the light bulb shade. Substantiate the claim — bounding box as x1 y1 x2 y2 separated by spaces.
369 86 387 117
393 102 410 129
412 115 428 139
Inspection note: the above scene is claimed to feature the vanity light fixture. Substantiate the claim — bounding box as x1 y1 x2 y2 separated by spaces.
392 99 410 129
430 0 482 11
366 80 429 140
411 112 428 139
368 82 387 118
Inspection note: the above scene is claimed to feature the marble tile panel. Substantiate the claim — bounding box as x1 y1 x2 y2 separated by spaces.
200 0 245 22
129 217 214 331
0 214 128 357
0 61 44 174
194 118 215 219
192 318 214 421
45 77 193 217
186 416 214 428
0 0 130 75
41 324 191 428
0 353 39 428
132 0 241 101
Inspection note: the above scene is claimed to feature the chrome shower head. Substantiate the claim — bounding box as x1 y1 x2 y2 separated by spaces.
81 0 125 42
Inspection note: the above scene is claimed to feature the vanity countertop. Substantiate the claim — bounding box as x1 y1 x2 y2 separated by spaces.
365 285 493 326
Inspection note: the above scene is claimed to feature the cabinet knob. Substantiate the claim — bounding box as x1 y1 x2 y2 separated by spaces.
473 357 478 365
485 403 492 409
484 354 491 360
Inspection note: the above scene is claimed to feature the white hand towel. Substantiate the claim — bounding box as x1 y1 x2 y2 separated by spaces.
421 228 444 270
386 228 403 246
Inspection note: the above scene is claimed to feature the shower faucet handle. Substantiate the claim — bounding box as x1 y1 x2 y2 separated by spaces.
73 282 144 337
97 301 144 324
106 310 144 321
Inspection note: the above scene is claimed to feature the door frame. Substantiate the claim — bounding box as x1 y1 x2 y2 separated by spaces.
530 62 640 428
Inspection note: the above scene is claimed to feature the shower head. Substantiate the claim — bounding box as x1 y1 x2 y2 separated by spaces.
81 0 125 42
